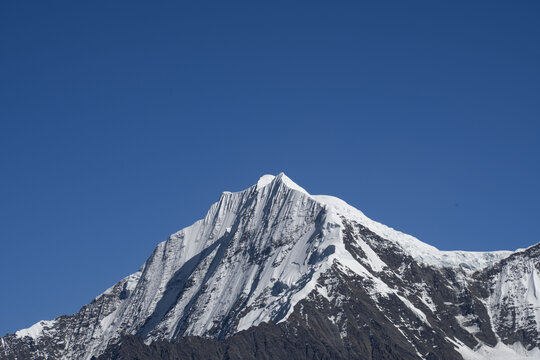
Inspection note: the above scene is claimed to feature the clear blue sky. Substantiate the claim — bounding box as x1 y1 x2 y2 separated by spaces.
1 0 538 336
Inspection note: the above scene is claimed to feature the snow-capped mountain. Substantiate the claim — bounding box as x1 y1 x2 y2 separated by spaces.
1 174 538 360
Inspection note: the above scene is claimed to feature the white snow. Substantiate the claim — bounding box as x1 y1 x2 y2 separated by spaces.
256 174 275 189
419 288 437 312
455 314 481 334
396 294 429 325
100 310 117 330
275 173 309 194
255 173 309 195
451 338 540 360
237 174 511 272
488 257 540 337
15 320 55 340
311 194 512 271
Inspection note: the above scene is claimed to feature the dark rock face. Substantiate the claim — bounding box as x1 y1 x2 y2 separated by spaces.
97 264 442 360
472 243 540 350
344 221 540 356
91 222 485 360
0 276 134 360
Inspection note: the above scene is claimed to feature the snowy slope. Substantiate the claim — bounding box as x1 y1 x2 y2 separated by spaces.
1 173 537 360
311 194 512 271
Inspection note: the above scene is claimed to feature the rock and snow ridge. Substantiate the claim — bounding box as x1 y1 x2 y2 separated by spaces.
1 173 538 360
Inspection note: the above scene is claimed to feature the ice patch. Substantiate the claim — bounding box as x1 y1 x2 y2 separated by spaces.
455 314 480 334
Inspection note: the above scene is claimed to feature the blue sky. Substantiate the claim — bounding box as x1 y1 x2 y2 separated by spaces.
1 0 538 335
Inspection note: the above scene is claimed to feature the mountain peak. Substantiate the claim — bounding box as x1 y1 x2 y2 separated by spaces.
255 172 309 195
3 174 534 360
255 174 275 189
